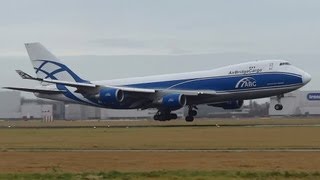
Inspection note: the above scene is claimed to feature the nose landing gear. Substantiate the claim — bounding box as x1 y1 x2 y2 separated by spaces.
274 104 283 111
274 94 284 111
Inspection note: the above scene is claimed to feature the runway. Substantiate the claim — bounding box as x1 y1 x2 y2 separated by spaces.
7 148 320 152
2 124 320 129
2 118 320 129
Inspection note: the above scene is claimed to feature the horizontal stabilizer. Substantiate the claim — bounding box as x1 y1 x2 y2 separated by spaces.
3 87 66 94
15 70 156 94
15 69 96 88
16 70 37 80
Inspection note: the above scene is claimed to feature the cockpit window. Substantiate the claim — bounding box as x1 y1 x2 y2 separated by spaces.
280 62 291 66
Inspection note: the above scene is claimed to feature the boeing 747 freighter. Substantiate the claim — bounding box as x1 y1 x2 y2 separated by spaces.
4 43 311 121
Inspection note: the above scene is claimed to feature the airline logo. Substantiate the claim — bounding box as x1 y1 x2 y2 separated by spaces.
168 98 174 102
307 93 320 101
235 77 257 88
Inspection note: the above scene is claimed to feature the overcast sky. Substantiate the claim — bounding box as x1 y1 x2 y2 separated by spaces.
0 0 320 56
0 0 319 96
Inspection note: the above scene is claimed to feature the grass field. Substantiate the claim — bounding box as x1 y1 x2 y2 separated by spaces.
2 151 320 173
1 126 320 150
1 118 320 179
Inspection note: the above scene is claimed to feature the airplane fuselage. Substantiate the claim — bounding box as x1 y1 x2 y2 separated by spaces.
5 43 311 121
36 59 311 109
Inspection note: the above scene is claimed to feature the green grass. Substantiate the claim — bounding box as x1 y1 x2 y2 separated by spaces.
1 170 320 180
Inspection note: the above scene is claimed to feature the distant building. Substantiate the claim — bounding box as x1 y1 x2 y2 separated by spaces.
100 109 157 119
269 90 320 116
21 99 64 120
21 102 42 119
0 91 64 120
187 104 249 118
0 91 21 119
42 104 53 121
64 104 100 120
65 104 86 120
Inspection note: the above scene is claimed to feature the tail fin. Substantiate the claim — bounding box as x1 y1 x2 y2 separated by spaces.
25 42 87 83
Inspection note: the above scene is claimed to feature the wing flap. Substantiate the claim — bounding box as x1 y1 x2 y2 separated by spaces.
110 86 156 93
162 89 219 96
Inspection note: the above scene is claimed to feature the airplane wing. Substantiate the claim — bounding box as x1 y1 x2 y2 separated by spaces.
163 89 218 96
3 87 66 94
16 70 96 88
14 70 219 97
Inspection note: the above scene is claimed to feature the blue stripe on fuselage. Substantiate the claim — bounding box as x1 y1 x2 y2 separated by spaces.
79 72 302 109
124 72 303 92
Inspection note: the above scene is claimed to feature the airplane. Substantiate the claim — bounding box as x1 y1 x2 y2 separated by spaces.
4 43 311 122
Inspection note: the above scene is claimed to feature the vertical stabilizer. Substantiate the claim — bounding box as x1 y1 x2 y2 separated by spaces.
25 43 86 83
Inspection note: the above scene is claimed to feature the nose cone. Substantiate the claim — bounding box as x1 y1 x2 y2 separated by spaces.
302 72 312 84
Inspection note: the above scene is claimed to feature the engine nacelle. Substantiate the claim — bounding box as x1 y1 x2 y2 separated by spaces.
209 100 244 110
98 88 124 105
160 94 187 110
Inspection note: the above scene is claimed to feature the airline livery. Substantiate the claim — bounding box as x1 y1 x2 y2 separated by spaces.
4 43 311 121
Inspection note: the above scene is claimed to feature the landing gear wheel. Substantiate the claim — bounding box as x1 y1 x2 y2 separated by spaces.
185 116 194 122
153 115 160 121
188 110 197 116
154 111 178 121
274 94 284 111
170 113 178 120
274 104 283 111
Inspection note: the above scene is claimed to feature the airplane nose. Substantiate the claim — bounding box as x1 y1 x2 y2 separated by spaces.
302 72 312 84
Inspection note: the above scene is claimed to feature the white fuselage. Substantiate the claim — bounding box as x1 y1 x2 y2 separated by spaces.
36 59 311 108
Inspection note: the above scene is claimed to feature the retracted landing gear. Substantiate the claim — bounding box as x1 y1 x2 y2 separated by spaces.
274 94 284 111
185 105 197 122
154 110 178 121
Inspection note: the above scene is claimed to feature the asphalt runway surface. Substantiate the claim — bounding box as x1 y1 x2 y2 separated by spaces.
2 124 320 129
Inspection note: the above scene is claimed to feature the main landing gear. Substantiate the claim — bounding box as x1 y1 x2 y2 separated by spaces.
274 94 284 111
185 105 197 122
153 110 178 121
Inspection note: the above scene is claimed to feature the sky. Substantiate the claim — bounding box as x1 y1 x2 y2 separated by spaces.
0 0 320 56
0 0 319 97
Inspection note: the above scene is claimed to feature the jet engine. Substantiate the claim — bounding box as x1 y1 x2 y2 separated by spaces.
98 88 124 105
160 94 187 110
